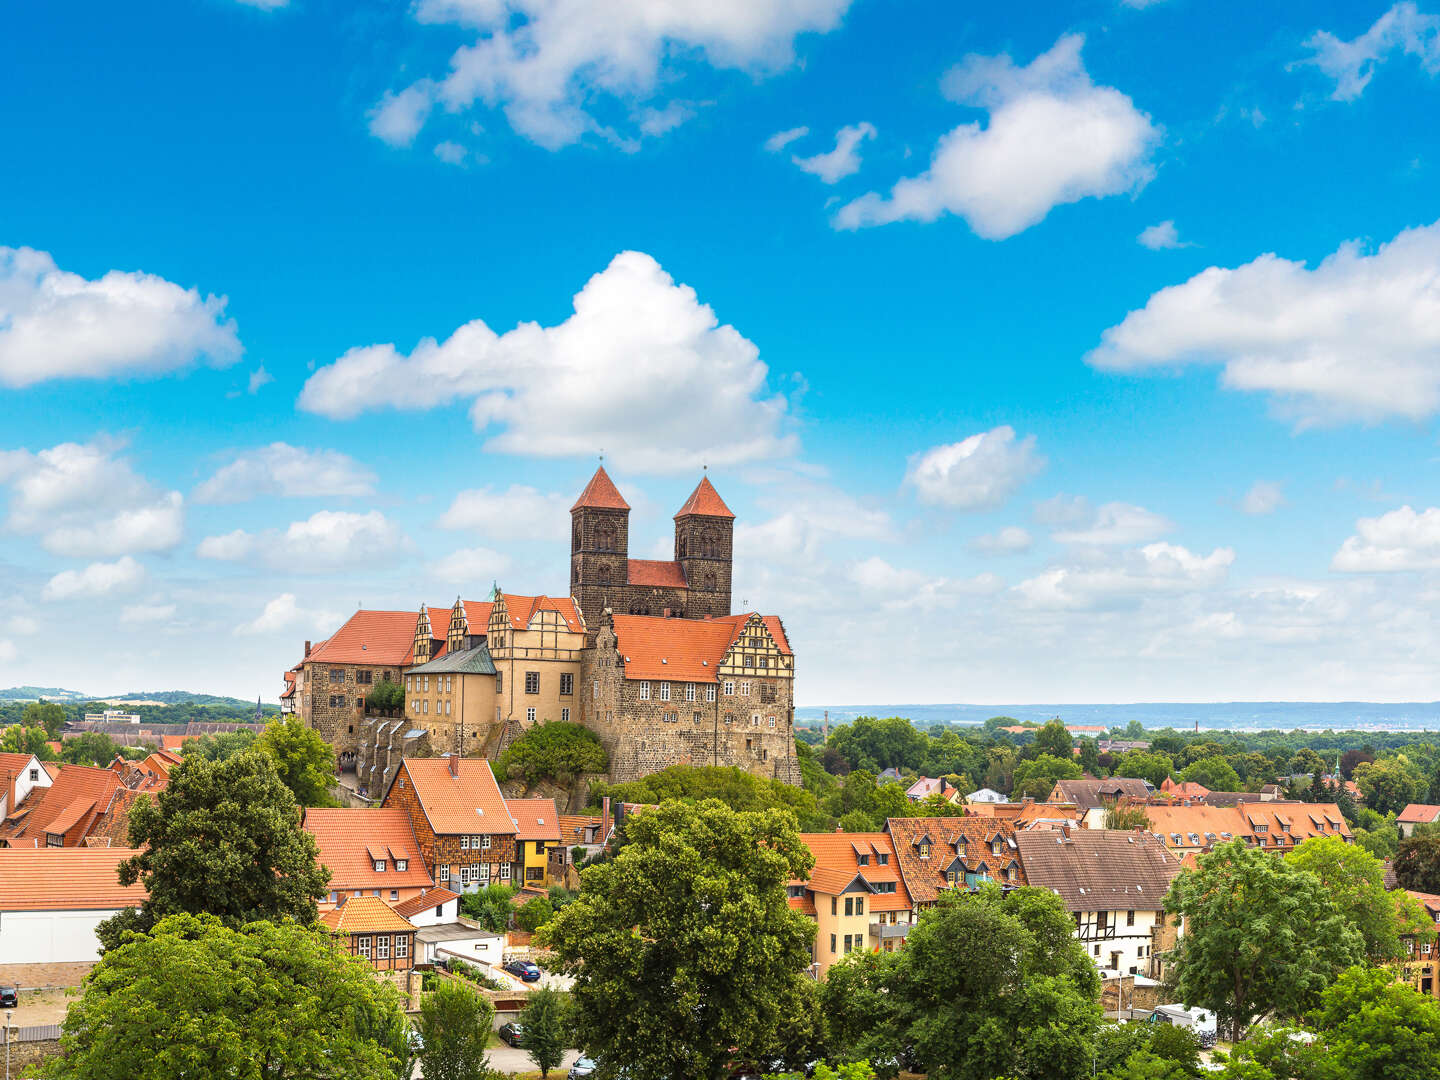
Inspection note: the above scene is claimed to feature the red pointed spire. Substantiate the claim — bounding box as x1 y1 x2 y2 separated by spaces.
572 466 630 511
674 476 734 519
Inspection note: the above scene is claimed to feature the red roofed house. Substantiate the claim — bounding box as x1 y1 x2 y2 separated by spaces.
507 797 562 889
0 847 147 986
789 832 912 977
303 806 435 909
1161 778 1211 800
392 886 461 927
382 756 518 893
320 896 417 974
0 764 125 849
1399 804 1440 839
298 612 416 770
0 751 52 819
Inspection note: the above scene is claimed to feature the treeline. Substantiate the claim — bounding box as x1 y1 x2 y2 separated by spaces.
0 699 278 728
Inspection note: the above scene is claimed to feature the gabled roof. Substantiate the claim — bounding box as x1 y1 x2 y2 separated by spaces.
791 832 910 914
1 764 124 846
408 644 497 676
392 888 460 919
674 476 734 519
0 847 147 910
304 807 434 891
320 895 416 935
1399 804 1440 825
496 594 585 634
307 609 419 667
885 817 1027 904
1051 777 1151 812
627 559 688 588
610 612 793 683
507 798 561 842
389 758 515 837
572 466 629 511
1016 830 1181 912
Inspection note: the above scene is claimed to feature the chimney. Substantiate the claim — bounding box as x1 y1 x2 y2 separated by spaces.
304 640 312 658
447 754 459 779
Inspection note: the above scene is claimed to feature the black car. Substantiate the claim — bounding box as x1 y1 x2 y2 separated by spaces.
0 984 17 1009
498 1021 526 1047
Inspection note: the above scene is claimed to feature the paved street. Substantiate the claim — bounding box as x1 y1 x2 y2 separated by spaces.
415 1046 583 1075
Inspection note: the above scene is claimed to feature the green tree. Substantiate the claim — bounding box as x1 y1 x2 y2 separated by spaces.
497 721 608 787
1113 751 1175 788
22 700 66 739
1353 757 1423 816
540 799 816 1080
1286 835 1433 962
48 912 406 1080
1033 718 1074 760
591 765 825 831
1105 802 1152 831
1147 1023 1202 1073
819 950 905 1075
367 677 406 712
1353 809 1400 860
888 885 1102 1080
0 723 54 759
1394 832 1440 893
1180 756 1244 792
1310 966 1440 1080
1164 840 1364 1040
254 715 339 807
1102 1050 1193 1080
827 716 931 773
188 729 259 761
515 894 555 933
96 751 329 950
61 730 118 766
519 987 570 1079
1289 749 1326 778
417 977 497 1080
1094 1023 1155 1075
1011 753 1082 800
1078 737 1101 776
460 884 517 933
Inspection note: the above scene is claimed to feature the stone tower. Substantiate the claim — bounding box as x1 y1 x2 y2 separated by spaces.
570 465 630 633
674 475 734 618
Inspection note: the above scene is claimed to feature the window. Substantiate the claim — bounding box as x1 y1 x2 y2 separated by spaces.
659 683 671 701
858 853 869 866
739 681 751 696
639 681 650 700
768 716 776 727
844 897 853 916
331 669 344 683
593 681 599 700
461 836 470 850
744 655 754 668
423 700 429 714
1127 910 1135 926
397 859 407 871
878 852 889 865
357 670 373 685
918 842 931 859
693 711 703 723
376 935 391 960
395 935 409 959
562 707 571 723
445 676 452 693
390 889 398 902
830 934 837 954
560 673 574 696
831 897 837 915
28 767 38 782
481 835 491 850
356 697 365 709
436 904 445 917
706 685 716 702
357 936 372 959
525 671 540 694
723 681 735 695
685 683 696 702
423 676 429 691
527 707 536 723
445 700 451 715
406 676 413 690
537 841 547 855
499 863 511 880
496 671 503 693
856 897 864 915
374 859 385 872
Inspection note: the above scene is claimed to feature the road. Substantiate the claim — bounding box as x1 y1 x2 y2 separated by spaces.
415 1046 584 1075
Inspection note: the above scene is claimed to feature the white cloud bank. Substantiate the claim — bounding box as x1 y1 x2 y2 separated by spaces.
299 251 796 473
1014 543 1235 611
0 247 240 387
1333 505 1440 571
198 510 405 572
43 556 146 601
374 0 853 150
1052 501 1173 546
1138 220 1187 250
1089 219 1440 424
835 35 1160 238
194 443 377 504
904 426 1044 510
1296 2 1440 101
236 593 342 636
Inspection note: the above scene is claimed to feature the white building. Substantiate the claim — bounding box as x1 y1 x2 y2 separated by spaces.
0 848 146 984
1016 828 1183 979
0 752 52 819
414 921 505 968
392 887 462 927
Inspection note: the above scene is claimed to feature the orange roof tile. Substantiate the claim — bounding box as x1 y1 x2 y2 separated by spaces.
498 594 585 634
627 560 687 588
0 752 42 778
160 735 199 750
0 847 147 909
304 807 435 892
308 609 419 667
793 832 910 912
612 612 793 682
557 814 607 847
507 798 561 842
1 765 123 847
674 476 734 519
391 758 516 837
320 895 416 934
1399 804 1440 825
392 887 460 919
572 466 629 511
886 817 1026 904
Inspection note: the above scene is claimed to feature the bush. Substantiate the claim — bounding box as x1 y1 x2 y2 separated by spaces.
496 721 607 786
515 895 554 933
460 884 517 933
448 958 505 991
367 678 405 712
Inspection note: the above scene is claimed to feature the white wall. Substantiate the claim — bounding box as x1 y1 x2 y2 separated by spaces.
0 907 120 964
406 895 460 927
1 755 52 819
1075 907 1163 977
429 935 504 968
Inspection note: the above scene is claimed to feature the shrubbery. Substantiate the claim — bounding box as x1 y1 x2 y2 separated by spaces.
497 721 607 786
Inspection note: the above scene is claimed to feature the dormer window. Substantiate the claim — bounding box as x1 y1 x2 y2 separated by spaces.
396 859 407 871
857 853 869 866
918 842 931 859
374 859 385 872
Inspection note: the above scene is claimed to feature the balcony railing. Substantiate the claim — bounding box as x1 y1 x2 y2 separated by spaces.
869 920 911 941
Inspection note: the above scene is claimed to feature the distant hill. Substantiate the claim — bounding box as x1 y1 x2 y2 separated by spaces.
99 691 267 708
0 686 92 702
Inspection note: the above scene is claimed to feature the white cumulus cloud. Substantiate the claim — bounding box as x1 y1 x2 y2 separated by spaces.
43 556 146 601
198 510 405 572
438 485 570 540
847 555 1001 610
1014 543 1234 611
236 593 342 636
1240 481 1285 515
972 525 1033 555
431 546 513 584
298 251 796 473
194 443 378 504
120 602 177 625
1296 3 1440 101
1332 505 1440 571
835 35 1160 238
0 246 240 387
765 126 810 152
1089 219 1440 424
377 0 853 150
792 122 876 183
1052 502 1173 545
904 426 1044 510
1138 220 1188 250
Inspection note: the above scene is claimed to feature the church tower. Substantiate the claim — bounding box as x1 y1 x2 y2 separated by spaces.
674 475 734 618
570 465 630 633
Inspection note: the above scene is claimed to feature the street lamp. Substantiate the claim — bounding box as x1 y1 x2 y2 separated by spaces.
5 1006 12 1080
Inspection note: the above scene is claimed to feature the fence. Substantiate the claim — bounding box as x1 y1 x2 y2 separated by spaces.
13 1024 61 1042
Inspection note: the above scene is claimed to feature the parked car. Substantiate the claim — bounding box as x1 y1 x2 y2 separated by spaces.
505 959 542 982
568 1058 597 1079
498 1022 526 1047
0 984 17 1008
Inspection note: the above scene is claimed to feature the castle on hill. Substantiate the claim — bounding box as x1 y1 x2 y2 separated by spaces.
284 468 800 795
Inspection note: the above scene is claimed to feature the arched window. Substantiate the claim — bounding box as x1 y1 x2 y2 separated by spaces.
703 573 716 592
599 567 613 586
598 523 617 551
703 528 719 557
572 521 581 548
677 532 687 557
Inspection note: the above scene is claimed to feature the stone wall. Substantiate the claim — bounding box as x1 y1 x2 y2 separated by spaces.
303 660 403 760
354 719 431 800
5 1037 62 1079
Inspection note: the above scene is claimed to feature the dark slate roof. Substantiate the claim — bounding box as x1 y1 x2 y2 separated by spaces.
406 644 497 675
1200 790 1265 807
1015 830 1181 912
1050 777 1151 812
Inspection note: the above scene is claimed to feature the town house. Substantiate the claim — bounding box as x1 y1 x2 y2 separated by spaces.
0 764 126 848
1049 778 1152 829
320 895 417 975
789 831 913 977
506 797 561 890
0 751 51 819
382 756 518 893
303 806 434 909
885 817 1026 911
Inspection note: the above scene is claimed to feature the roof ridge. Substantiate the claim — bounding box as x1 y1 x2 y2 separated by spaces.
572 466 630 511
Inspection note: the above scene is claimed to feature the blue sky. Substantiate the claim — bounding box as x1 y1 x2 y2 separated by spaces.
3 0 1440 703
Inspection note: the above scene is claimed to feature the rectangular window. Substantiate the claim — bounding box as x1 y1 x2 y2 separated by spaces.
423 700 429 714
560 673 574 696
374 859 385 872
481 835 491 850
830 934 837 954
593 681 599 700
856 898 864 915
357 670 373 685
844 897 854 916
744 655 754 668
499 863 511 880
422 675 429 691
461 836 470 850
358 935 372 959
525 671 540 694
406 676 413 690
659 683 671 701
331 669 344 683
397 859 407 871
768 716 776 727
1127 910 1135 926
527 707 536 723
685 683 696 702
496 671 503 693
390 889 398 901
693 711 703 723
395 935 409 959
831 897 837 915
740 681 751 696
639 681 650 700
355 697 364 709
723 681 735 695
562 707 571 723
445 700 451 715
706 685 716 702
376 935 390 960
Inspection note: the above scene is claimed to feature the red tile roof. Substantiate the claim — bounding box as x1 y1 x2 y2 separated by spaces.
1 765 124 847
1016 830 1182 911
392 758 516 837
792 832 910 914
507 798 561 842
392 887 460 919
1399 804 1440 825
572 466 629 511
307 609 419 667
612 612 793 682
627 559 688 588
160 735 199 750
320 895 416 934
885 817 1026 904
0 847 147 909
498 594 585 634
674 476 734 519
304 807 435 892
